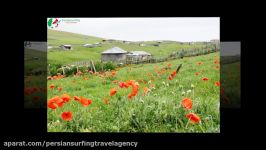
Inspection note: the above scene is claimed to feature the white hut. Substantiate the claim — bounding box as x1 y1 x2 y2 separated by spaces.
101 47 128 63
59 45 72 50
126 51 152 61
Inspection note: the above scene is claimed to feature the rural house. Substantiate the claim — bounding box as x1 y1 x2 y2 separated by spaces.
102 39 116 43
126 51 152 61
101 47 128 63
59 45 72 50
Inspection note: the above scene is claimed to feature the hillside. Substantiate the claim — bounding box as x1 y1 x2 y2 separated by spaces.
48 29 104 45
48 30 209 65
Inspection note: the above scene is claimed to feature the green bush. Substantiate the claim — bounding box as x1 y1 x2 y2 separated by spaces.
94 62 104 72
104 62 116 71
49 65 59 76
64 66 77 76
78 66 88 73
90 62 116 72
48 63 63 76
178 51 184 59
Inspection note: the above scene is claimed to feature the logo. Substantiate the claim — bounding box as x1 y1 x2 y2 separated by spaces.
47 18 62 29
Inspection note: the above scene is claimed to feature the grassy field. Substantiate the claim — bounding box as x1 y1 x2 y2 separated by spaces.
24 48 47 108
47 52 220 132
24 48 46 75
221 61 240 107
48 30 208 65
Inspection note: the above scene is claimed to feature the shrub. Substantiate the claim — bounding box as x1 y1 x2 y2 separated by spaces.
94 62 104 72
178 51 184 59
49 65 59 76
104 62 116 71
92 62 116 72
78 66 88 73
48 63 63 76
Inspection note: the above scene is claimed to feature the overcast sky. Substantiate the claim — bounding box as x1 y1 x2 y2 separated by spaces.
53 17 219 42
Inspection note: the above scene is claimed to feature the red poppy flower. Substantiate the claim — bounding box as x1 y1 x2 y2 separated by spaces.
143 87 149 96
171 71 177 77
110 88 117 96
119 82 124 88
215 81 220 87
48 100 57 109
127 80 135 86
58 87 62 91
128 93 133 99
48 96 64 109
74 96 81 101
168 76 173 80
202 77 209 81
186 113 201 123
181 98 193 110
50 84 55 89
61 111 72 121
131 84 139 97
127 82 139 99
61 94 71 103
123 82 129 88
80 97 92 107
111 71 116 76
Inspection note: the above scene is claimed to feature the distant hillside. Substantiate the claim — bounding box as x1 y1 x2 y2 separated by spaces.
48 30 209 65
48 29 104 46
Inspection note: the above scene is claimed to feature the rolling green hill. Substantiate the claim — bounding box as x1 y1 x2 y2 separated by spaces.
48 30 208 65
48 29 103 45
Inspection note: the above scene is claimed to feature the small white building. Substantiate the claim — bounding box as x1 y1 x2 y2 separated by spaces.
84 43 102 48
126 51 152 61
101 47 128 63
59 45 72 50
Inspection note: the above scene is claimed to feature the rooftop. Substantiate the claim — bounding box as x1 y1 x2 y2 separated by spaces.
101 47 127 54
127 51 151 56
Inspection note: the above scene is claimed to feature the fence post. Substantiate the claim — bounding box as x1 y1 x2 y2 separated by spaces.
91 60 96 72
62 67 65 75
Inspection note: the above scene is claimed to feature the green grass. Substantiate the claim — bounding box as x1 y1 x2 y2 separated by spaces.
221 62 240 108
48 29 103 45
24 48 47 108
47 52 220 132
24 48 46 75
